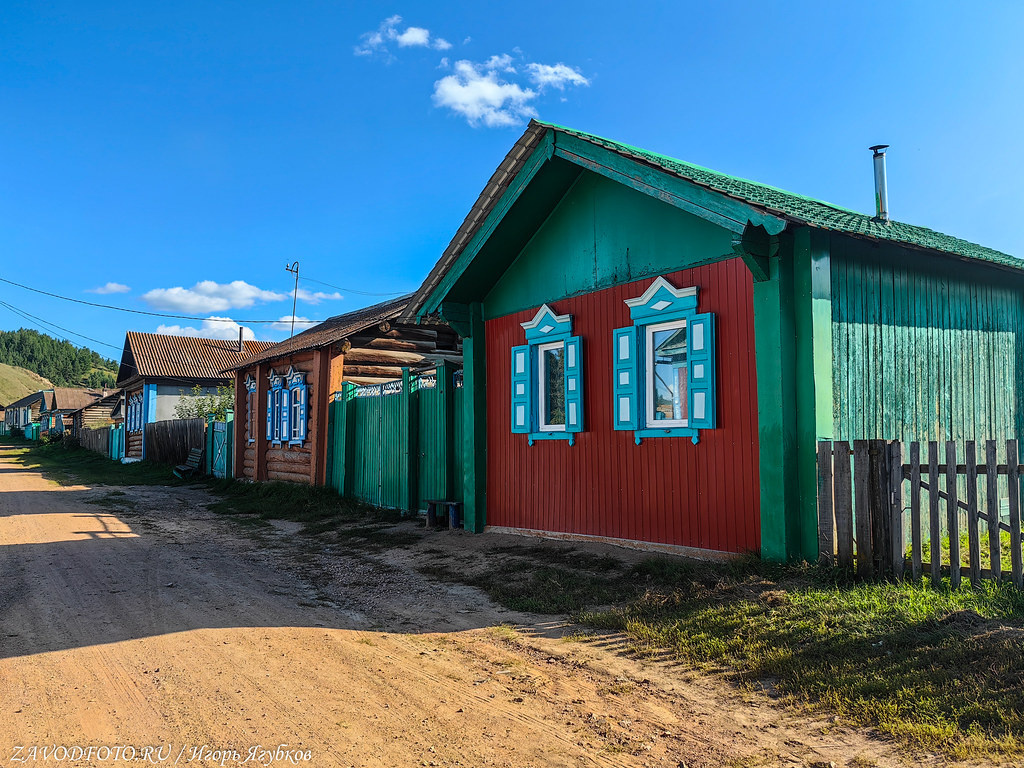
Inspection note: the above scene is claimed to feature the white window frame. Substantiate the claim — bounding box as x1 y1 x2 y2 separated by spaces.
290 387 303 441
644 318 688 429
536 340 566 433
272 389 282 442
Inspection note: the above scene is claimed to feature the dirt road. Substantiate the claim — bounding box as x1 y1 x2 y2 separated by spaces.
0 446 918 768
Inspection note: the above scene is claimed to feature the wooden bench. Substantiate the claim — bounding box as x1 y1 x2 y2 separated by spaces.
173 447 204 479
425 500 463 529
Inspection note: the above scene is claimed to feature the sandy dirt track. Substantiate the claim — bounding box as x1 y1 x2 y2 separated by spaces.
0 447 925 767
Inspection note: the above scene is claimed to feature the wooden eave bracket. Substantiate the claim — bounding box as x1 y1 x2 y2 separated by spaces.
733 224 780 282
439 302 472 337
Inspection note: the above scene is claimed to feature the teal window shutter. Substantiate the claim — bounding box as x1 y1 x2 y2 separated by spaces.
265 390 272 440
510 344 531 433
280 388 290 439
563 335 583 433
687 312 716 429
613 327 639 430
297 386 307 441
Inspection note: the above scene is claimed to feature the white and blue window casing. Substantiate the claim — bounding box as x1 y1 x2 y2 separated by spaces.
511 304 584 446
127 393 144 433
613 276 717 445
244 374 257 444
266 367 308 446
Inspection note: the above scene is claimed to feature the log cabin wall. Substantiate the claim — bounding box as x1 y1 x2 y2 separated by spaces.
231 319 461 487
341 322 461 385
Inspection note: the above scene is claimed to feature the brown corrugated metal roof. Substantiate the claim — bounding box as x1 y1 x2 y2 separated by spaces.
117 333 275 386
51 387 106 412
7 390 47 409
222 295 412 372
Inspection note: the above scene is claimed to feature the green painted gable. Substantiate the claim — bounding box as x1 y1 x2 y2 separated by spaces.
536 121 1022 274
484 171 736 320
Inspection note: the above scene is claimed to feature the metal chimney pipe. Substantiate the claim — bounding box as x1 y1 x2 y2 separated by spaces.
869 144 890 222
237 326 244 353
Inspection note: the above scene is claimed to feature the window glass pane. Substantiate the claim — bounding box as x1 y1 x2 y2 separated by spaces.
650 325 688 422
543 346 565 426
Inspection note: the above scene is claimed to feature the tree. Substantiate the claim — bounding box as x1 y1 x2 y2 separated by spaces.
173 385 235 420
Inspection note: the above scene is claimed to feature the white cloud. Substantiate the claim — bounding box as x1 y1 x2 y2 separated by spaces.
355 16 451 57
270 315 318 333
142 280 285 313
295 288 343 304
433 53 589 128
437 57 449 69
526 62 589 90
485 54 516 73
433 59 537 128
87 282 131 294
397 26 430 47
155 317 256 341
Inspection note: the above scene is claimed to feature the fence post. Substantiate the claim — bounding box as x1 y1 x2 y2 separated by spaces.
225 409 234 480
869 439 892 577
205 415 213 476
986 440 1001 581
834 440 853 568
966 441 981 587
946 441 961 589
928 442 941 587
439 359 454 502
854 441 872 578
889 440 904 579
816 441 833 565
330 383 353 497
1007 439 1022 589
401 368 419 513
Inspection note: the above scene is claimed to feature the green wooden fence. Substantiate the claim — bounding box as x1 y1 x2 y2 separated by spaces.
327 362 463 512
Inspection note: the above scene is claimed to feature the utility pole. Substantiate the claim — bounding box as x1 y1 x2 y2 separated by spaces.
285 261 299 337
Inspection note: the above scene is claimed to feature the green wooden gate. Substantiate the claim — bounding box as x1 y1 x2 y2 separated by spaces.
206 412 233 479
327 362 463 512
109 424 124 460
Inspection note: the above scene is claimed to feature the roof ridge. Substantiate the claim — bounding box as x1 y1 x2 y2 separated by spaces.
533 120 863 217
530 120 1018 268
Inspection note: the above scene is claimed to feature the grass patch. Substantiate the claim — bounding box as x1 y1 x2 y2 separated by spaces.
420 541 1024 759
584 565 1024 760
2 441 188 487
203 476 410 540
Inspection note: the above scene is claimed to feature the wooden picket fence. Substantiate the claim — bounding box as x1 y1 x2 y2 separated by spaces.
144 418 206 466
79 426 110 455
817 439 1024 589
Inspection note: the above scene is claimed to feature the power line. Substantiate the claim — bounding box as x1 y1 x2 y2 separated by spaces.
298 275 406 296
0 300 122 351
0 276 328 324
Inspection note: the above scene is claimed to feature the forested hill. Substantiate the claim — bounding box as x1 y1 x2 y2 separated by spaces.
0 329 118 388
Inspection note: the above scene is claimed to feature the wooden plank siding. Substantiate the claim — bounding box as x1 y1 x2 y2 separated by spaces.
831 236 1024 446
484 259 760 553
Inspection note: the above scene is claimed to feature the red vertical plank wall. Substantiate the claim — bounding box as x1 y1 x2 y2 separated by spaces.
485 258 761 553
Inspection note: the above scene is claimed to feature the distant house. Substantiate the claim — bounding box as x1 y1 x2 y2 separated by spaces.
41 387 108 435
223 296 461 485
116 332 274 460
4 390 48 430
69 388 124 436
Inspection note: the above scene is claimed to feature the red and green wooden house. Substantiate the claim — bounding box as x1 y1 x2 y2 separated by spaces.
403 120 1024 562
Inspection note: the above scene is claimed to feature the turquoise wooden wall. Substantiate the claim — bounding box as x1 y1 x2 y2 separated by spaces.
483 171 736 320
831 235 1024 444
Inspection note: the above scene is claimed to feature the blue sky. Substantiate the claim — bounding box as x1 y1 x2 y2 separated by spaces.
2 1 1022 360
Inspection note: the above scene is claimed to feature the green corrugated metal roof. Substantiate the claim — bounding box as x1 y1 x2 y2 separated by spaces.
538 120 1021 271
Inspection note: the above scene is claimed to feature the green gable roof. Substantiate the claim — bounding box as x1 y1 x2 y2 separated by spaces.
536 120 1020 272
407 121 1021 320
